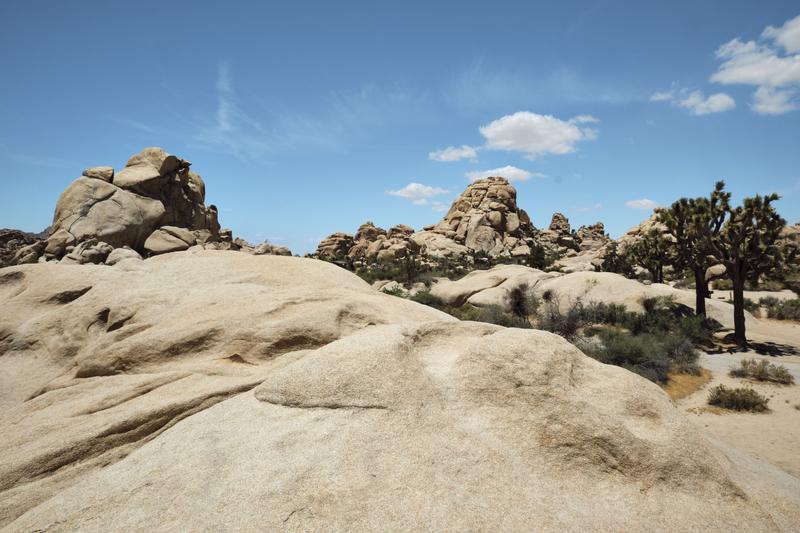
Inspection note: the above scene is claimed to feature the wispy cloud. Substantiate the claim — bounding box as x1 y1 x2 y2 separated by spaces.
109 117 157 134
570 203 603 213
626 198 659 210
650 86 735 116
444 60 639 113
429 145 478 162
188 61 271 160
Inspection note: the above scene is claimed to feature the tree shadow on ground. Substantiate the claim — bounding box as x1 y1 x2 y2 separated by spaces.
706 331 800 357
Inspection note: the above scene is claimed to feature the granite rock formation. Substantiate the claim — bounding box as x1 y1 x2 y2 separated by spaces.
0 252 798 531
6 148 291 265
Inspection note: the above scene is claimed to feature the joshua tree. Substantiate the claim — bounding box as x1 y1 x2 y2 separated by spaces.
624 228 672 284
656 183 728 317
698 185 786 346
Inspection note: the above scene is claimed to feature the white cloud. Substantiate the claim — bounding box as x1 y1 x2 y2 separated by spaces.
677 90 736 115
386 183 449 200
712 39 800 88
479 111 598 159
649 90 674 102
429 145 478 162
708 14 800 115
752 86 800 115
762 14 800 54
626 199 660 210
465 165 544 183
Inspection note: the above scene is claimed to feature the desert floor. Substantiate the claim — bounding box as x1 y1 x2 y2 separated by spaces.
677 318 800 478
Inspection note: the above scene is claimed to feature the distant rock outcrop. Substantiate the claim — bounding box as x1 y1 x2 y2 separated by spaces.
6 147 290 266
314 176 609 270
0 228 48 266
317 221 421 264
422 177 536 257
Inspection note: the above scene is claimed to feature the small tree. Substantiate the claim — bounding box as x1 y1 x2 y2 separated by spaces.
699 186 786 346
624 228 672 284
656 183 728 317
598 241 635 278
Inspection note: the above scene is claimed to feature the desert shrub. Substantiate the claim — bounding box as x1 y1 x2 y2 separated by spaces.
581 331 672 383
578 301 629 326
477 305 532 329
662 337 701 375
447 304 482 321
381 285 406 297
712 278 732 290
725 298 758 313
536 297 584 340
707 385 769 412
507 283 540 318
729 358 795 385
409 290 443 308
523 243 559 270
760 298 800 320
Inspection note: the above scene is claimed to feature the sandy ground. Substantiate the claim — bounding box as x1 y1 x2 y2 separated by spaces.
677 317 800 479
710 289 797 303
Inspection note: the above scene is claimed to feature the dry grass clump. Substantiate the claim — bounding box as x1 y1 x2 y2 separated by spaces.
729 358 795 385
707 384 769 412
662 369 713 401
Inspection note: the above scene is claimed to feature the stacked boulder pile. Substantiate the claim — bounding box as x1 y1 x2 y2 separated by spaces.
317 221 420 264
6 147 290 266
420 177 537 257
314 176 610 270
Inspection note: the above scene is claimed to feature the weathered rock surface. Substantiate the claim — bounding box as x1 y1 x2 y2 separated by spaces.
1 252 798 531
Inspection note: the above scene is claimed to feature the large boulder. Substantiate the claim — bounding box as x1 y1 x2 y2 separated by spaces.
143 226 197 255
39 148 222 262
47 176 165 256
0 252 797 531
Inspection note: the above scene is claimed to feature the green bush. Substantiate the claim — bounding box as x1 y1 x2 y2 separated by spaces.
726 297 758 313
707 385 769 412
507 283 540 318
381 285 406 297
759 298 800 320
536 296 584 340
729 358 795 385
663 336 701 375
409 290 443 308
477 305 532 329
580 330 700 383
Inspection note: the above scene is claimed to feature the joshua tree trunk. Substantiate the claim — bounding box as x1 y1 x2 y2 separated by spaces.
693 266 707 317
731 267 747 346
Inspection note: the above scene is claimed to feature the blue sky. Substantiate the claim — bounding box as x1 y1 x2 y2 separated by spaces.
2 1 799 255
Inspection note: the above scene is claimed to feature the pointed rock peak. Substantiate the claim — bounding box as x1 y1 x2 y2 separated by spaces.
549 213 571 233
